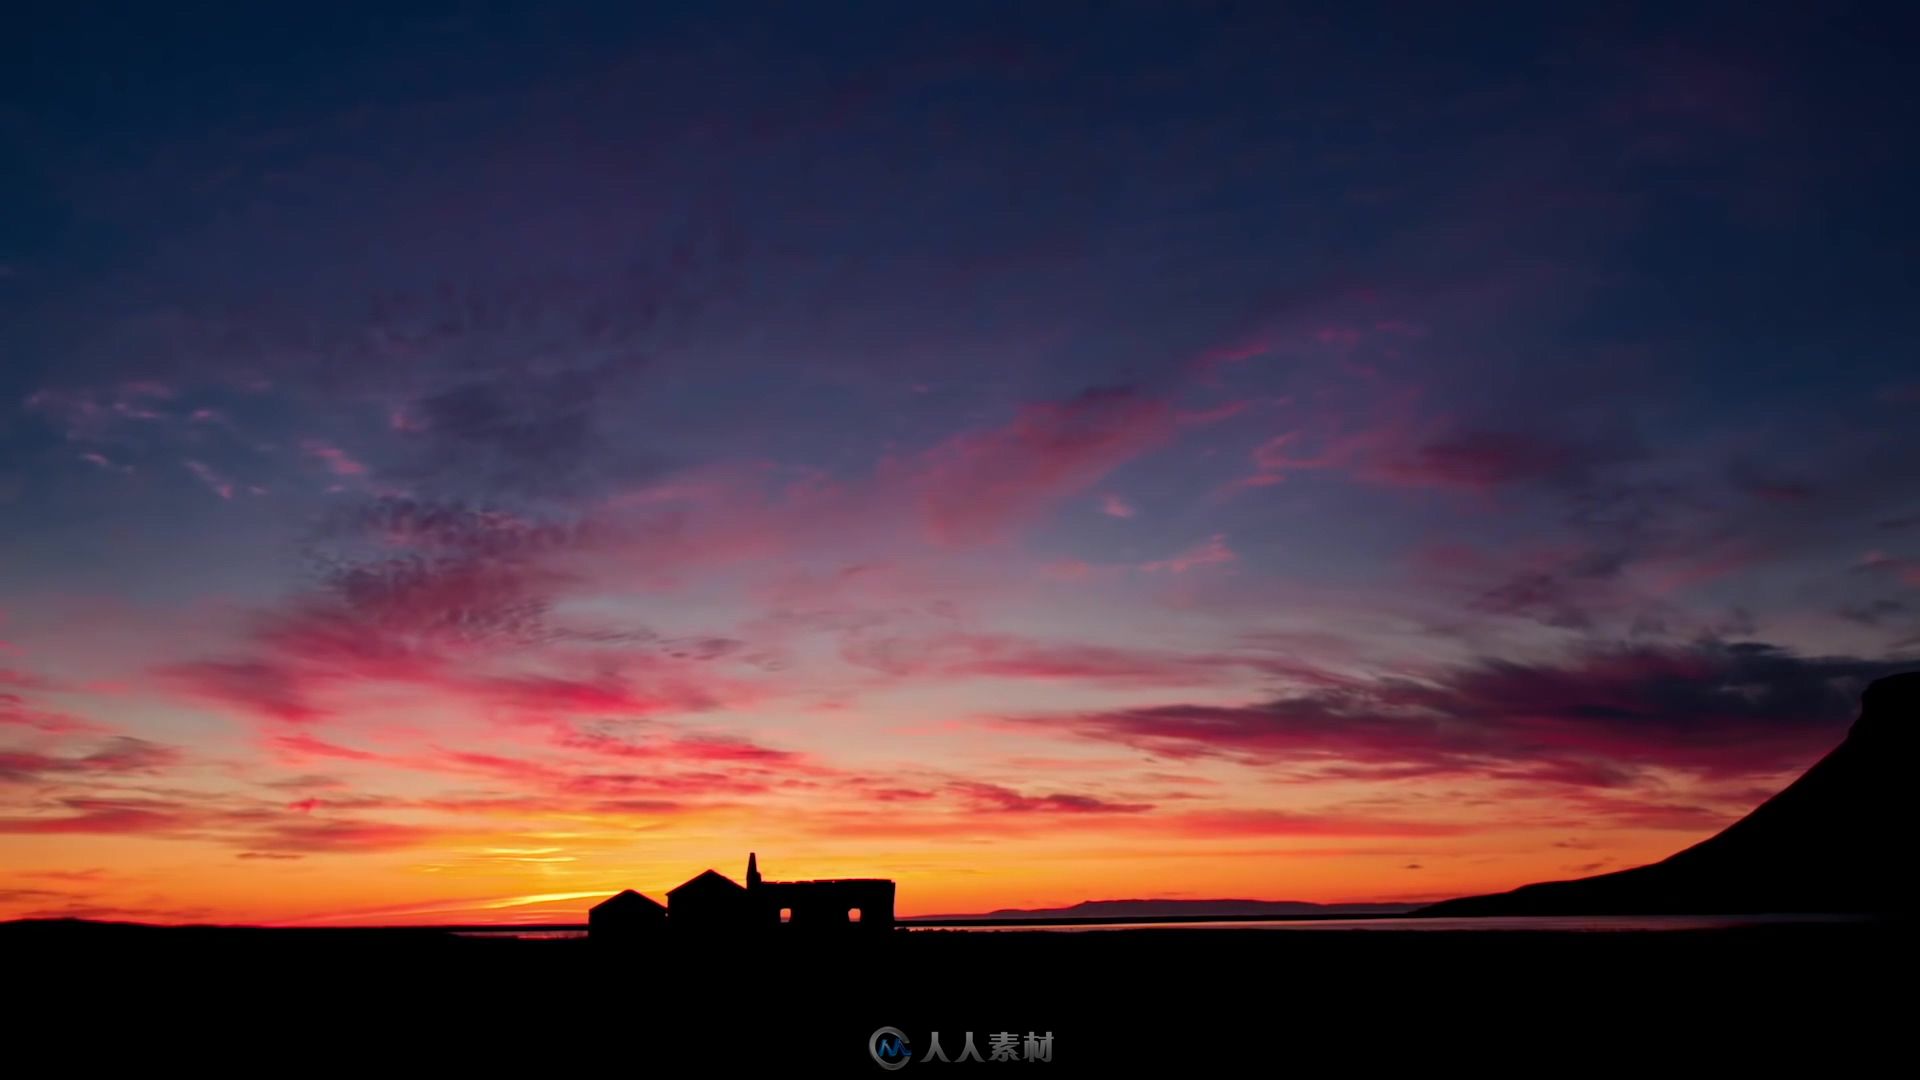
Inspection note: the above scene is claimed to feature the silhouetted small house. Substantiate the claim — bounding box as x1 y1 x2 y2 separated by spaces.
666 868 753 931
588 889 665 941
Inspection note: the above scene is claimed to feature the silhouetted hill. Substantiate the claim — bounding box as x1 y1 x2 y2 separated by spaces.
912 898 1413 921
1420 671 1917 917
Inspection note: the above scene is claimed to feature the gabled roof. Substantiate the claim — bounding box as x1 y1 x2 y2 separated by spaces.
667 868 746 898
591 888 665 914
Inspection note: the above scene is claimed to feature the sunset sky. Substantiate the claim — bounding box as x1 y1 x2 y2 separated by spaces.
3 3 1917 925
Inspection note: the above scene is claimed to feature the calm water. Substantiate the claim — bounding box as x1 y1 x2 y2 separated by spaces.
455 913 1866 940
907 913 1869 933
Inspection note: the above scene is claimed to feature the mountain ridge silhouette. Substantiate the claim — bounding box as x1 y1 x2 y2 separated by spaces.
1419 670 1916 916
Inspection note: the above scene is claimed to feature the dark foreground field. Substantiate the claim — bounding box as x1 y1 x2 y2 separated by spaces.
9 919 1907 1073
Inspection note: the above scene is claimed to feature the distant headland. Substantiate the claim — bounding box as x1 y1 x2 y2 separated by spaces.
1419 671 1916 917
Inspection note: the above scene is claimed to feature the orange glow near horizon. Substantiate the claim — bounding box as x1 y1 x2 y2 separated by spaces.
1 691 1796 926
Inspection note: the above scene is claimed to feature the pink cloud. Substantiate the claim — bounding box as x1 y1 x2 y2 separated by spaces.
78 452 131 474
1175 399 1256 426
1 669 104 734
946 780 1152 814
1099 493 1137 519
269 733 384 762
160 659 327 724
1362 430 1586 491
554 730 803 766
0 793 467 854
1233 374 1599 494
0 801 189 835
903 386 1174 544
1856 550 1920 588
183 460 236 500
0 738 180 783
252 819 456 853
1166 809 1472 838
1240 423 1590 492
26 383 178 440
480 386 1194 593
1040 559 1098 581
837 629 1318 689
1139 534 1235 574
471 672 722 719
302 439 369 477
1038 537 1240 583
1190 336 1276 373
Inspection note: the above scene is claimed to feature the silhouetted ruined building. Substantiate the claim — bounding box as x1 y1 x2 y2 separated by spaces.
748 852 896 931
591 853 895 940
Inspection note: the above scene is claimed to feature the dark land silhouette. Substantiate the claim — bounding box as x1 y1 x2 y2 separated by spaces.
1419 671 1917 917
6 915 1902 1072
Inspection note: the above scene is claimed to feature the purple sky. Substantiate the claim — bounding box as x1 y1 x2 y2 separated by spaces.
2 2 1917 923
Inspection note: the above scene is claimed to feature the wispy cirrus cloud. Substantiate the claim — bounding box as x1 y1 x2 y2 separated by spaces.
945 781 1153 815
838 629 1297 689
1241 403 1610 494
1139 534 1235 574
1 668 104 735
0 793 466 854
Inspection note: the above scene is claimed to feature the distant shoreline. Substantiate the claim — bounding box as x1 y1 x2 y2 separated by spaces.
2 910 1884 936
896 911 1411 928
0 911 1409 934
